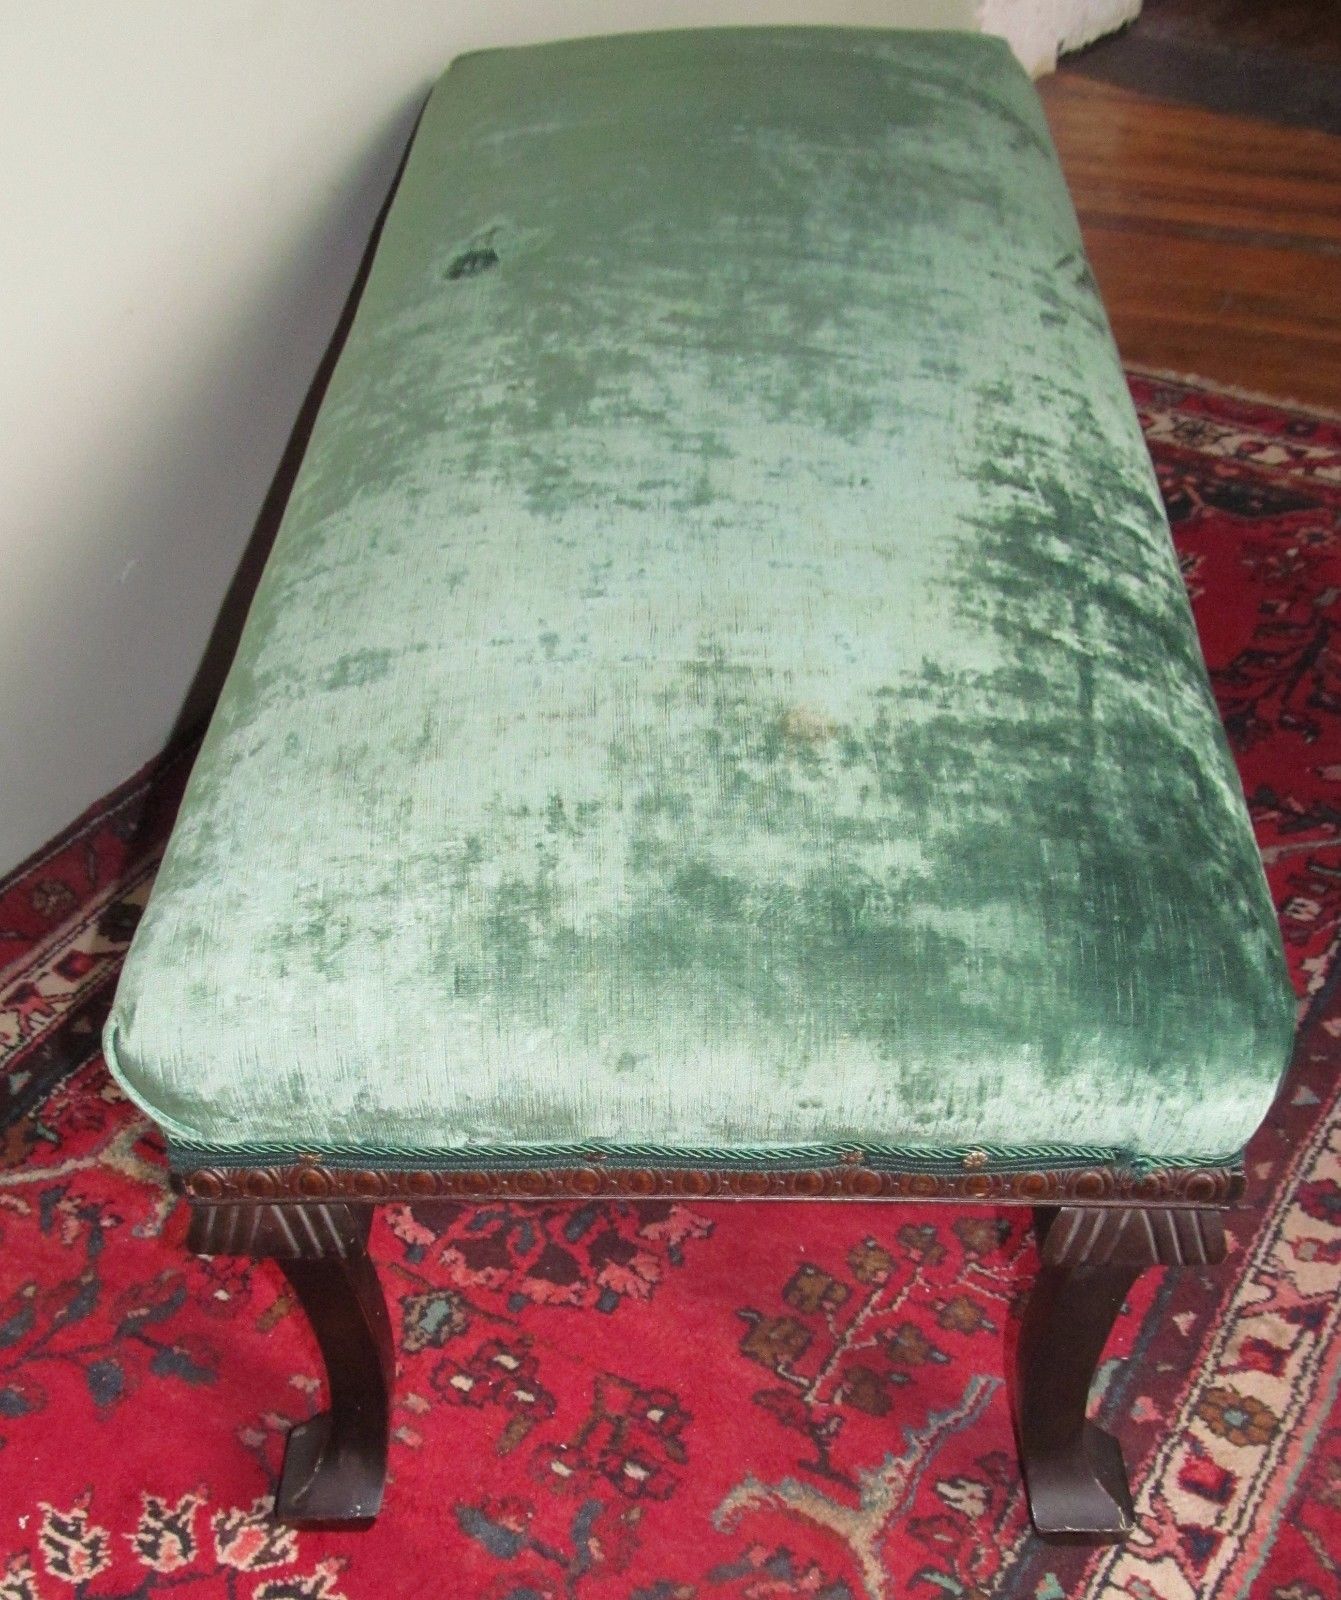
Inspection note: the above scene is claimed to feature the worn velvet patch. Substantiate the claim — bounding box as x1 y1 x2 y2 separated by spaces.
104 28 1294 1167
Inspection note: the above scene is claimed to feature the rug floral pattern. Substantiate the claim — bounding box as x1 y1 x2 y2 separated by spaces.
0 372 1339 1598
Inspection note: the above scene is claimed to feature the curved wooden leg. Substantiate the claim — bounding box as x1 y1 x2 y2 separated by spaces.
1014 1205 1226 1541
1016 1248 1142 1537
275 1241 393 1526
188 1200 393 1527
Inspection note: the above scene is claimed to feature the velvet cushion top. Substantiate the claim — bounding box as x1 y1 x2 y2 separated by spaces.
104 27 1294 1173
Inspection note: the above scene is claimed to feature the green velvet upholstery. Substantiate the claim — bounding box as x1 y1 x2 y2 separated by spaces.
104 27 1294 1174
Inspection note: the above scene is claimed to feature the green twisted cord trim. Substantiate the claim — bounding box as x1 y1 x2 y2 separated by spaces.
166 1135 1243 1176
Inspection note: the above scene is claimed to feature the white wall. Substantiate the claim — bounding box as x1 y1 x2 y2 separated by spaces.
0 1 1122 875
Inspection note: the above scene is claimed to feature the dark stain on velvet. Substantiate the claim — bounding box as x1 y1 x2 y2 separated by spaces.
447 246 500 280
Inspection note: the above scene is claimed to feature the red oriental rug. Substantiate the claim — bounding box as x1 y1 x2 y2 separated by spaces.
1 371 1339 1600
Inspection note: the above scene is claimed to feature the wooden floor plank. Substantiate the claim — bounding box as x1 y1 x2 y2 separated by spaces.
1040 73 1341 411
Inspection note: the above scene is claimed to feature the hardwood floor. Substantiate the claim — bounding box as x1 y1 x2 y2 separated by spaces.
1039 72 1341 412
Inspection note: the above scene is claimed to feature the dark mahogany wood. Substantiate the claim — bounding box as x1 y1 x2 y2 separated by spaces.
1016 1248 1144 1537
1014 1204 1227 1539
188 1200 393 1527
186 1190 1231 1534
174 1154 1243 1207
275 1244 392 1526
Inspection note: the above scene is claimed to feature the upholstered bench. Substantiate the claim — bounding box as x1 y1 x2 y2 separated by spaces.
104 27 1294 1540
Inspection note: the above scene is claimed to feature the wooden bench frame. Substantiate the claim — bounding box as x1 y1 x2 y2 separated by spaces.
177 1155 1239 1539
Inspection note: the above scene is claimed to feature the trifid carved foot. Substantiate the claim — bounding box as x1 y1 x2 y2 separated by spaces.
1015 1204 1226 1541
188 1201 393 1526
